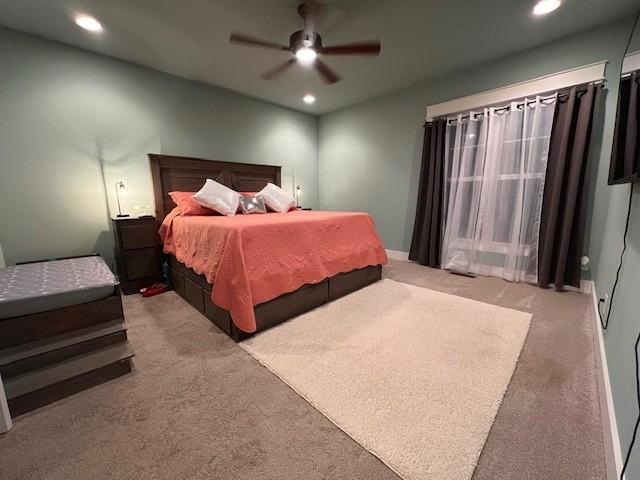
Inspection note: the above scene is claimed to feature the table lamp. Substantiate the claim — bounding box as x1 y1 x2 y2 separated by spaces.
115 181 129 218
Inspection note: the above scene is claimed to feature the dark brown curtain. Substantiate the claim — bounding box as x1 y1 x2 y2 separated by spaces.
609 70 639 183
409 119 447 267
538 84 601 289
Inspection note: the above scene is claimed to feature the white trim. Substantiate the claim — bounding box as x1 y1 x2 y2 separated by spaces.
0 374 11 434
589 280 624 479
623 51 640 75
386 249 409 261
425 61 607 121
534 281 590 294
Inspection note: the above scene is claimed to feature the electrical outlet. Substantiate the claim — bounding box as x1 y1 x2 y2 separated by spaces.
598 293 608 307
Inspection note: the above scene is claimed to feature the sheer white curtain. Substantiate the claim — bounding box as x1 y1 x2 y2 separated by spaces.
441 95 557 283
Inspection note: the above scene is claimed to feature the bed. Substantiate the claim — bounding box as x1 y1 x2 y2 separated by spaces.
149 154 387 341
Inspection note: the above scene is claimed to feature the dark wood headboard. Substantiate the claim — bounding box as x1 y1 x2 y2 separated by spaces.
149 154 281 223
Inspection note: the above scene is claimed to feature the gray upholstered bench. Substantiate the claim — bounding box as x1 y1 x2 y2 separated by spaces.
0 255 133 417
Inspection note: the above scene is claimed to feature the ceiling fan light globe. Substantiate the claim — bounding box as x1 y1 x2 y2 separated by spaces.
75 15 103 32
296 47 317 64
533 0 561 15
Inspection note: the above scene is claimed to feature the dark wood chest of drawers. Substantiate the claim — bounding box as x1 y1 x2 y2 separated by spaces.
112 217 162 294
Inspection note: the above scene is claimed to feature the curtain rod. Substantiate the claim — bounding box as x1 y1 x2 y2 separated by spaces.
621 70 640 79
427 80 605 125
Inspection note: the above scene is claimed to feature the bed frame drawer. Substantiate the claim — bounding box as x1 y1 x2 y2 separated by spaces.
329 265 382 300
169 256 209 289
171 269 186 298
170 268 204 314
184 277 205 313
167 255 382 342
170 265 231 335
204 299 232 336
254 281 329 333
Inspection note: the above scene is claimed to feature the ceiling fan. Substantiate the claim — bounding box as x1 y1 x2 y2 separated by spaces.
229 1 381 84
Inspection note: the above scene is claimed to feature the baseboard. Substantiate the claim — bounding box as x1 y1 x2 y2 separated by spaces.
589 280 624 479
580 279 592 295
0 374 12 433
545 280 591 294
386 249 409 261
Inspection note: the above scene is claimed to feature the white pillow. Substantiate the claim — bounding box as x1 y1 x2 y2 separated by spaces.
258 183 295 213
192 179 241 216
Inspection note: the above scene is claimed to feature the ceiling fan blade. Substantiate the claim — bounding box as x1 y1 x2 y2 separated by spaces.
260 59 297 80
321 41 381 56
229 32 290 51
314 58 341 84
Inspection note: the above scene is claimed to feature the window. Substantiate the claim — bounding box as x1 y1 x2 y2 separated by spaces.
441 97 556 282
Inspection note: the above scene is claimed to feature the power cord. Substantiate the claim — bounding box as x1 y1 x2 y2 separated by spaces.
621 328 640 479
598 183 634 330
602 182 638 480
595 182 636 479
596 180 638 480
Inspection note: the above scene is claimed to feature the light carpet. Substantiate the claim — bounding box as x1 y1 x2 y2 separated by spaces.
241 279 532 480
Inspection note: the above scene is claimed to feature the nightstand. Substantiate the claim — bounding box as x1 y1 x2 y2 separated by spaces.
112 217 162 294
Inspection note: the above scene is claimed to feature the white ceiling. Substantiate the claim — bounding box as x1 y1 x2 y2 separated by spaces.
0 0 636 114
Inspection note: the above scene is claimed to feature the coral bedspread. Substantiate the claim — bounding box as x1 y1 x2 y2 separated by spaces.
160 209 387 332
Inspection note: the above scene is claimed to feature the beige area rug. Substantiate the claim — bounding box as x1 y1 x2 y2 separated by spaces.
241 279 531 480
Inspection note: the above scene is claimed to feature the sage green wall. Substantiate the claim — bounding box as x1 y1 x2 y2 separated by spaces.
319 17 640 476
595 25 640 479
0 27 318 268
319 19 629 255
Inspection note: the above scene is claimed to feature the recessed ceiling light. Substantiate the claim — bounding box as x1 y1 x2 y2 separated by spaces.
533 0 561 15
296 47 317 64
303 94 316 104
75 15 102 32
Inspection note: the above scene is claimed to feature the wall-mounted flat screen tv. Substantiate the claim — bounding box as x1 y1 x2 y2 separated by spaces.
609 68 640 184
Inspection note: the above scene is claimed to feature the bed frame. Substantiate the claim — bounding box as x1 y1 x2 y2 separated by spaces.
149 154 383 341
